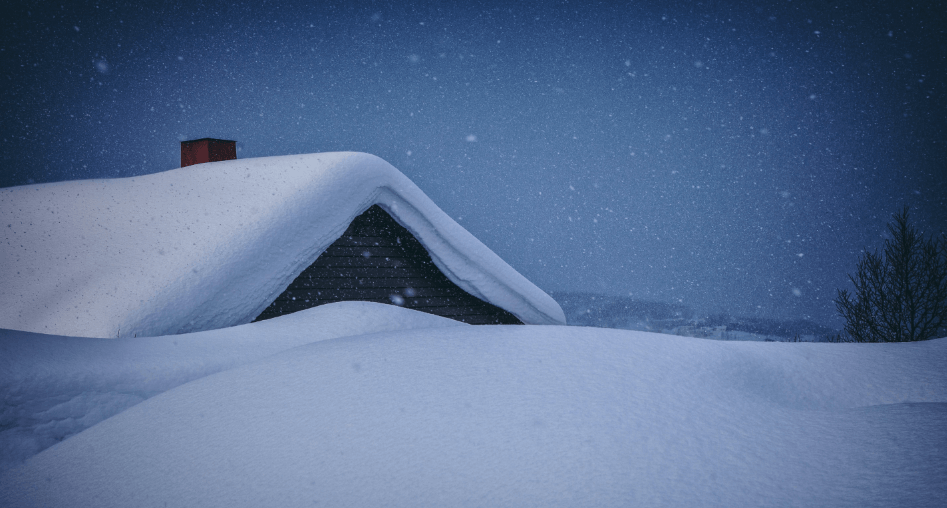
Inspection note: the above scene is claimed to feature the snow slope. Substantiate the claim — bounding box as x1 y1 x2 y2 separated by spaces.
2 322 944 507
0 152 565 338
0 301 464 471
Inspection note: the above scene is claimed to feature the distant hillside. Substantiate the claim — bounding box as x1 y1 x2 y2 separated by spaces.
551 292 839 342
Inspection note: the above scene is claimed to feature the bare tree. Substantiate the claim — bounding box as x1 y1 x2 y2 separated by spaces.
835 208 947 342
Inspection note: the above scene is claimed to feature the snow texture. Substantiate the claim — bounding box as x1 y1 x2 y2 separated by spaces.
1 323 944 507
0 301 464 472
0 152 565 338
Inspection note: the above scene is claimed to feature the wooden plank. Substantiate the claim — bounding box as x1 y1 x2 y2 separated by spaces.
291 266 444 279
286 277 460 290
275 291 396 303
318 246 411 258
311 256 427 269
402 297 482 308
306 264 444 278
329 236 402 248
421 307 510 317
307 261 440 274
276 287 468 300
330 235 430 252
463 315 520 325
347 226 409 237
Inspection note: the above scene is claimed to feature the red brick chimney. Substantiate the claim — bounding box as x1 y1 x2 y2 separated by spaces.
181 138 237 167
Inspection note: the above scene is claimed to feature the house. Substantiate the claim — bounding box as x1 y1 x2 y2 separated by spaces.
0 151 565 338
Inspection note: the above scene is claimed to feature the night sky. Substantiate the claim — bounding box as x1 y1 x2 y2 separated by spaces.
2 0 945 327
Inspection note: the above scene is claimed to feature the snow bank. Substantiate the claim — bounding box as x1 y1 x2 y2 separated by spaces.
0 301 464 471
2 325 944 507
0 152 565 338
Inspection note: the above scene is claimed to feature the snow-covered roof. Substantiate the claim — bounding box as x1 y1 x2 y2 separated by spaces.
0 152 565 337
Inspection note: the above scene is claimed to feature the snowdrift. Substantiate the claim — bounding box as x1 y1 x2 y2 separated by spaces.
0 152 565 338
1 320 945 507
0 302 464 471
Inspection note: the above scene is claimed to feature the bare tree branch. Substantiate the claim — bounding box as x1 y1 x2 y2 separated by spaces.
834 208 947 342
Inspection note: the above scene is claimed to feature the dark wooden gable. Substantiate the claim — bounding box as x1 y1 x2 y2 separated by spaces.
254 205 523 325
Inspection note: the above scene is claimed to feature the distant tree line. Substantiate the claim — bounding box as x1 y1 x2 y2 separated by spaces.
703 314 837 339
552 292 837 340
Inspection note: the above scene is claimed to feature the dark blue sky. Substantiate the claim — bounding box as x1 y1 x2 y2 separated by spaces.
2 0 944 327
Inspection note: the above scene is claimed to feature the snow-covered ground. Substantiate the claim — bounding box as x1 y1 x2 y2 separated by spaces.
0 302 464 472
2 302 945 507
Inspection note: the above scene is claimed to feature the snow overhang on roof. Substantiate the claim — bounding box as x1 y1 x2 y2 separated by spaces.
0 152 566 338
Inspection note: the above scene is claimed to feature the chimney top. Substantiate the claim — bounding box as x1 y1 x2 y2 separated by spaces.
181 138 237 168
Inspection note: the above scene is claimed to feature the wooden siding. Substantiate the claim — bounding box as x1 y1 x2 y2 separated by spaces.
253 205 523 325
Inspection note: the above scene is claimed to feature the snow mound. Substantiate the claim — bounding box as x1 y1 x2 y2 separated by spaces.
0 152 565 338
0 301 464 471
2 327 944 507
